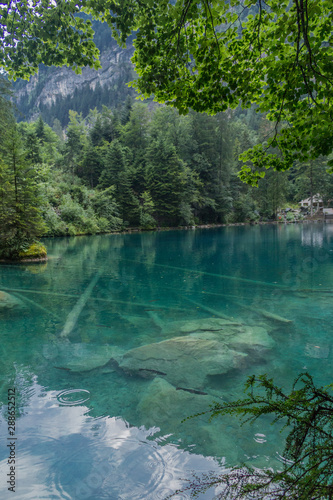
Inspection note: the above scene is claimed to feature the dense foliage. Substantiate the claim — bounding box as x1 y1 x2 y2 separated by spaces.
1 1 333 495
0 79 46 259
2 1 333 183
2 88 333 246
121 0 333 184
0 0 100 78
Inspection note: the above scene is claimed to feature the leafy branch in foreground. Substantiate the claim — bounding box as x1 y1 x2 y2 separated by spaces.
2 1 333 183
177 373 333 499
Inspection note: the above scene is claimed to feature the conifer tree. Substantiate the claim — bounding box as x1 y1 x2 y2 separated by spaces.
145 136 184 225
79 140 104 188
63 111 87 177
0 124 46 259
89 115 104 147
99 140 139 225
35 116 46 144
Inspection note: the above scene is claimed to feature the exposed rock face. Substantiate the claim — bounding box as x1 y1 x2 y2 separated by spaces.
14 40 134 114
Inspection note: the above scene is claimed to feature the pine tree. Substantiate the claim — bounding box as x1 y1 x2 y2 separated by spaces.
0 125 46 259
99 140 139 225
120 95 133 125
63 111 87 177
80 139 104 188
89 115 104 147
145 136 184 225
35 115 46 144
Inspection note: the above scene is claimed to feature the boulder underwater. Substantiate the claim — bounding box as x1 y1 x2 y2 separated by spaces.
188 325 275 352
49 343 124 373
136 376 242 461
115 317 275 388
137 377 213 428
117 334 247 388
179 317 243 333
0 290 26 311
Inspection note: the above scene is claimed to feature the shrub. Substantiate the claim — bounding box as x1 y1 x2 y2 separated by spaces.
97 217 110 232
59 196 86 225
140 212 157 230
286 212 295 222
179 201 195 225
43 206 68 236
80 217 99 234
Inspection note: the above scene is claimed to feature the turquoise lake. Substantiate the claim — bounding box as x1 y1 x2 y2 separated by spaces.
0 223 333 499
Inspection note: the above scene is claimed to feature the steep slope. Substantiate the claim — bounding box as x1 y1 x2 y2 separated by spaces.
13 21 135 125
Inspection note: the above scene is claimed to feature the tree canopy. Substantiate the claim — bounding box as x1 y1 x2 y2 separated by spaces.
0 0 100 78
1 0 333 184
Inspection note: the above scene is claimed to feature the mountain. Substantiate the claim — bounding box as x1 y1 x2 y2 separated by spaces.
13 20 136 126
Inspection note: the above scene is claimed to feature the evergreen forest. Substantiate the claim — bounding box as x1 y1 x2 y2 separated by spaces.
2 1 333 497
3 85 333 259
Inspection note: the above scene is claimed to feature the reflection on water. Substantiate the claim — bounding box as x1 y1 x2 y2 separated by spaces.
0 224 333 498
0 376 219 499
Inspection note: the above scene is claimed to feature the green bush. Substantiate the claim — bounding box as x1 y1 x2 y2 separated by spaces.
59 196 86 225
108 215 123 231
66 224 77 236
179 201 195 225
80 217 99 234
97 217 110 232
140 212 157 230
69 184 91 208
286 212 295 221
43 206 68 236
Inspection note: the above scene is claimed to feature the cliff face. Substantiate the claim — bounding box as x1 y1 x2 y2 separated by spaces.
13 26 135 123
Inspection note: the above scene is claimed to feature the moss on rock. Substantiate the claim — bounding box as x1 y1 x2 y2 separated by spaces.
18 243 47 261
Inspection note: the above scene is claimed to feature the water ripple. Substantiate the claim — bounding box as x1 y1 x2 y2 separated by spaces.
56 389 90 406
254 433 267 444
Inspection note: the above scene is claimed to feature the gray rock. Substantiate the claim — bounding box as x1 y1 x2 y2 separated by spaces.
137 377 213 427
155 316 242 335
189 325 275 351
179 317 243 333
0 291 26 310
52 343 124 372
137 377 240 461
118 334 247 388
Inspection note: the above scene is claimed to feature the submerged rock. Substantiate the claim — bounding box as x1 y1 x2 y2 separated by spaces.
115 316 275 388
151 315 243 335
51 343 124 372
179 317 243 333
137 377 240 461
0 291 26 311
118 334 247 388
189 325 275 351
137 377 213 427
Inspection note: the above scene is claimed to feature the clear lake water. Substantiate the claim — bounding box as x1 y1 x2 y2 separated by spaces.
0 223 333 499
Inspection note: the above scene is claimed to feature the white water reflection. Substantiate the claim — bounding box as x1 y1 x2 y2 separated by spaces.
301 224 325 247
0 378 223 499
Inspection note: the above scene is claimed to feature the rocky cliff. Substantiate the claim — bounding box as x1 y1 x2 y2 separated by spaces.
13 22 135 124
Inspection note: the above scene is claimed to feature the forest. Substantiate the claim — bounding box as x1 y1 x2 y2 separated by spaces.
1 0 333 498
2 83 333 260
